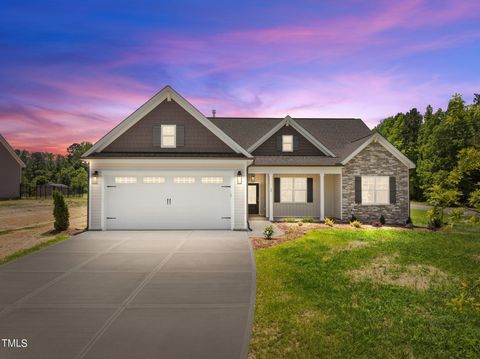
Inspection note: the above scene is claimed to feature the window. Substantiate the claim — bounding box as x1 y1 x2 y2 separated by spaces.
362 176 389 204
282 135 293 152
161 125 176 148
201 177 224 184
173 176 195 184
115 177 137 184
280 177 307 203
143 177 165 184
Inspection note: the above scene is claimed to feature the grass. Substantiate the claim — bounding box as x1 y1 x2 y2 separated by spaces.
410 208 429 227
0 196 87 208
250 228 480 358
0 233 70 265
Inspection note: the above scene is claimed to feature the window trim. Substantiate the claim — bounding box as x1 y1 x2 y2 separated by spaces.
282 135 293 152
361 176 390 205
161 125 176 148
280 177 307 203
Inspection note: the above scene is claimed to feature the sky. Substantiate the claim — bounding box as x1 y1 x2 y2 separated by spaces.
1 0 479 153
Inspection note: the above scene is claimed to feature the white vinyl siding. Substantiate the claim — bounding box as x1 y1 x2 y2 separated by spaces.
161 125 176 148
362 176 389 204
282 135 293 152
280 177 307 203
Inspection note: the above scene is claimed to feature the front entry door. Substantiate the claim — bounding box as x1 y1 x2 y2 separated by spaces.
248 184 259 214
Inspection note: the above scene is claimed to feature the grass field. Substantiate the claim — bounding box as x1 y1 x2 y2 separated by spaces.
0 197 87 261
250 227 480 358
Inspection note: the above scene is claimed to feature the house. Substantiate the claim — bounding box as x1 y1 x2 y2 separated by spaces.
82 86 415 230
0 134 25 199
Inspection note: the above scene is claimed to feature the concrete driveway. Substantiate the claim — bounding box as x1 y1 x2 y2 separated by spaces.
0 231 255 359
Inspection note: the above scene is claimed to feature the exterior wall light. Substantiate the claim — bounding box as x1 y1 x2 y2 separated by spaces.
250 174 255 182
237 170 242 184
92 171 99 184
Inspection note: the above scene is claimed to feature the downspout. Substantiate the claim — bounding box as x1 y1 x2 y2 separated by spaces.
86 161 90 231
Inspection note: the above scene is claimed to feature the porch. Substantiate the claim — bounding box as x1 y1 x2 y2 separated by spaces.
247 167 342 222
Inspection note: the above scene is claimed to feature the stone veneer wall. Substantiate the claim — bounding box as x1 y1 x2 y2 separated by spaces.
342 141 410 224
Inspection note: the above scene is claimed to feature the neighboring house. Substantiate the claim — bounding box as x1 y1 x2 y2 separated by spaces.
0 134 25 199
82 86 415 230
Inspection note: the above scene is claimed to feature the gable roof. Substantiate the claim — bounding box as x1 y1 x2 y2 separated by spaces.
83 86 252 158
341 132 416 169
0 134 25 168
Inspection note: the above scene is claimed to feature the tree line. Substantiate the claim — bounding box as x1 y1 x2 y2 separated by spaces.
374 93 480 214
16 142 93 192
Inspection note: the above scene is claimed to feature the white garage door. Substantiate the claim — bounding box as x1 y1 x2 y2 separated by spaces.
104 172 232 230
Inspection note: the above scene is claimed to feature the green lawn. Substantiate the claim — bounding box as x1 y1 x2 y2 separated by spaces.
250 228 480 358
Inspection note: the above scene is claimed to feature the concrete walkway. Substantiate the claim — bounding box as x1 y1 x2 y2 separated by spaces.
0 231 255 359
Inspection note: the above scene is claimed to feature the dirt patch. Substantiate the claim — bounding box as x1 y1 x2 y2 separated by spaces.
349 255 448 290
473 254 480 262
0 199 87 260
343 240 370 251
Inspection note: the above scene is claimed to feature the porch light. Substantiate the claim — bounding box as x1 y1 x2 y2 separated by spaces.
92 171 99 184
250 174 255 182
237 170 242 184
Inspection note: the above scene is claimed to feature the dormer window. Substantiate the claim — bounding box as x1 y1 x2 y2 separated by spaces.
282 135 293 152
161 125 176 148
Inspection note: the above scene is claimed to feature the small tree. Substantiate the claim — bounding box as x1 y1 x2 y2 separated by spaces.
53 191 69 231
426 184 460 227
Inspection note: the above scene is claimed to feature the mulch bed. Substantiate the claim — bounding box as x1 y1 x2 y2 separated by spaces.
250 222 424 249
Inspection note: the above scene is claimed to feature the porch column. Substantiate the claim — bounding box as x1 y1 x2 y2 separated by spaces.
268 173 274 221
320 172 325 221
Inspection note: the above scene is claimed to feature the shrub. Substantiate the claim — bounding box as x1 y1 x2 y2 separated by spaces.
297 222 304 227
427 208 443 229
371 221 382 228
285 217 296 223
379 215 386 225
350 220 362 228
350 214 357 222
468 216 479 224
52 191 69 231
324 217 335 227
448 208 465 224
263 225 274 240
302 216 314 223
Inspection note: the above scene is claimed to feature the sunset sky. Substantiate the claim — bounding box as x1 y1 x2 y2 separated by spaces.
1 0 479 153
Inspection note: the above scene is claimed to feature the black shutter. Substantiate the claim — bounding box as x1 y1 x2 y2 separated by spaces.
153 125 161 147
276 136 282 152
355 176 362 204
390 176 396 204
274 177 280 202
293 136 299 151
307 177 313 202
176 125 185 147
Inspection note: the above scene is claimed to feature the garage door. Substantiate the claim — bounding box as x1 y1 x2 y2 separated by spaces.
104 172 232 230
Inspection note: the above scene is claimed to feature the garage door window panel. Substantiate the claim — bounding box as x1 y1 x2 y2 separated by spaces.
143 177 165 184
173 177 195 184
115 177 137 184
201 177 224 184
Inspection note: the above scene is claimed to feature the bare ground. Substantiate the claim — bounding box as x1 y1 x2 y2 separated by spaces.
0 198 87 259
348 254 449 290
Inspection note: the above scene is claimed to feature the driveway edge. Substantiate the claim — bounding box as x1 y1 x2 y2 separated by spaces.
240 233 256 359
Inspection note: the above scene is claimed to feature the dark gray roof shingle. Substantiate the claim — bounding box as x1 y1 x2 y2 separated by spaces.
210 117 372 162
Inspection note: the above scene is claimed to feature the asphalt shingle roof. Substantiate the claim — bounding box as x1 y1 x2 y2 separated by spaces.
210 117 373 162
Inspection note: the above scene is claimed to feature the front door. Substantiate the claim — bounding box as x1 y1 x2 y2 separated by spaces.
248 184 259 214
